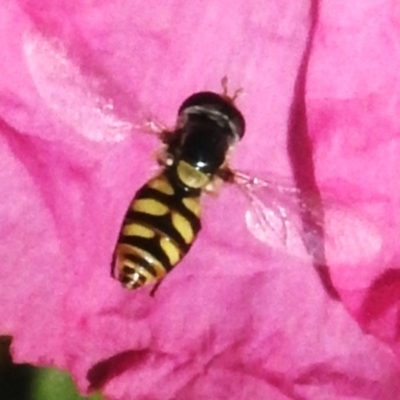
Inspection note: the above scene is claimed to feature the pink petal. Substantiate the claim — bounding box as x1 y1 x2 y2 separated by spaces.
307 0 400 351
1 1 399 399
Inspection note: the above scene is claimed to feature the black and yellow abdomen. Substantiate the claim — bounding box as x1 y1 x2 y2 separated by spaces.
113 172 202 289
113 89 245 291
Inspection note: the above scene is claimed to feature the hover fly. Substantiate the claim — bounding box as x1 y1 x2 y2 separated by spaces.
111 78 380 291
112 81 247 289
24 33 382 294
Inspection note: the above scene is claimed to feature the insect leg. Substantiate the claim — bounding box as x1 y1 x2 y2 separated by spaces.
150 279 164 297
215 167 235 183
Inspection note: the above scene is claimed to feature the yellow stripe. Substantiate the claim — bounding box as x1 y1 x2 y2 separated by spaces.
147 175 174 195
182 197 201 217
159 237 181 265
171 212 194 244
177 160 209 188
133 198 169 216
123 223 155 238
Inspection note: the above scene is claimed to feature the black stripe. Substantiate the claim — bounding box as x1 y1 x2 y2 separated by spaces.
120 235 173 272
128 184 201 246
136 187 201 233
123 253 158 277
125 211 190 252
120 268 146 288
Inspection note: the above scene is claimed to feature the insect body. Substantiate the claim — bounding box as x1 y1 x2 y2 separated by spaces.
25 37 381 298
113 91 245 289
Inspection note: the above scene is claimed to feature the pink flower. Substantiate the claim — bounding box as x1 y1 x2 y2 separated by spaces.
2 0 400 399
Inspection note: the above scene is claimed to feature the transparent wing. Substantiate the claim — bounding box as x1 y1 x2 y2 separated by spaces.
22 30 136 143
233 171 382 266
